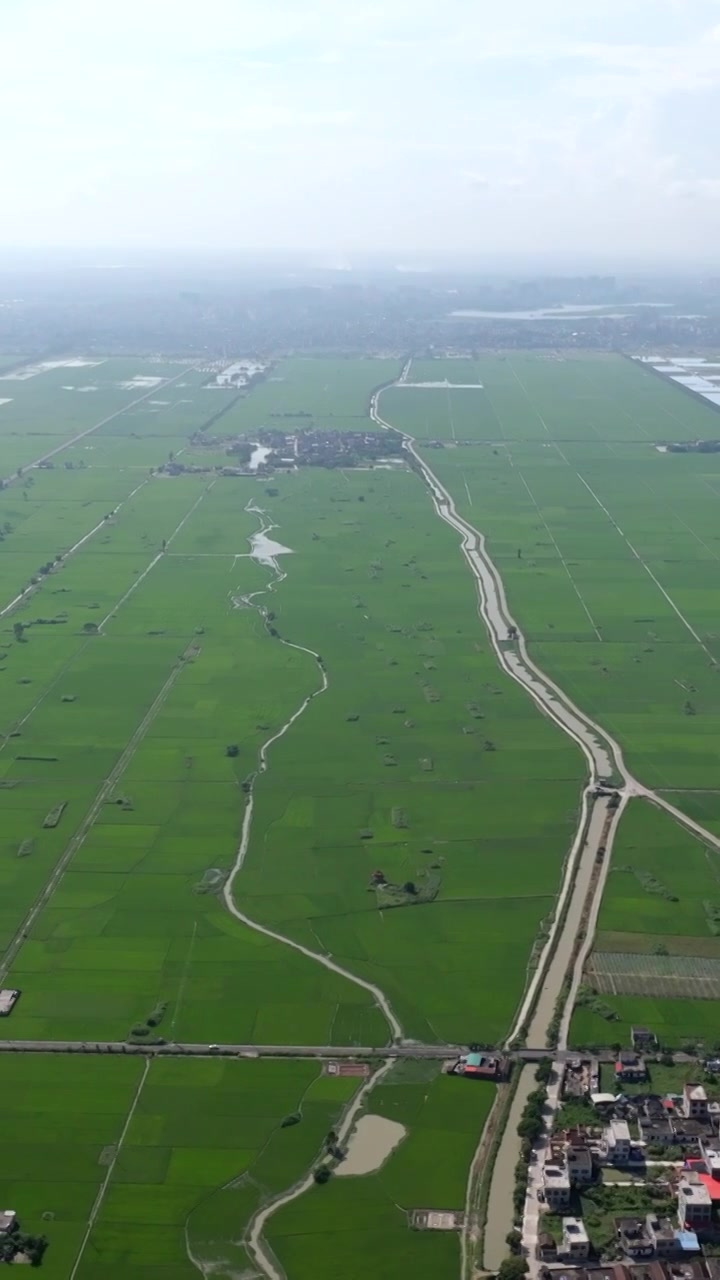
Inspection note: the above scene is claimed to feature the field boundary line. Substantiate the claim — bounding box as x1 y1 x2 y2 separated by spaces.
574 472 715 661
515 469 603 640
0 476 150 620
1 477 205 751
69 1056 151 1280
223 502 404 1043
99 478 215 629
0 644 197 984
503 358 716 660
240 1058 396 1280
4 365 197 487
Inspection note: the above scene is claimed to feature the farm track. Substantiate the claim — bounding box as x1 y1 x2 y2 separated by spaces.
0 476 150 620
8 366 720 1278
221 502 404 1043
241 1058 396 1280
0 643 197 986
69 1058 151 1280
370 382 720 1275
3 366 196 487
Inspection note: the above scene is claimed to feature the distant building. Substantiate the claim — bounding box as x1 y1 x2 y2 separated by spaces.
566 1138 595 1186
615 1217 655 1260
683 1085 709 1121
603 1119 633 1164
543 1161 571 1210
645 1213 700 1257
615 1052 646 1083
0 1212 16 1235
0 990 19 1017
537 1233 558 1262
632 1027 658 1050
561 1218 590 1261
448 1051 506 1081
678 1177 713 1230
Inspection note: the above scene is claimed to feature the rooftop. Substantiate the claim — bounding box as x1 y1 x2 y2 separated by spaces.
675 1232 701 1253
545 1163 571 1189
609 1120 632 1142
679 1179 713 1206
563 1217 590 1243
616 1216 652 1239
694 1174 720 1202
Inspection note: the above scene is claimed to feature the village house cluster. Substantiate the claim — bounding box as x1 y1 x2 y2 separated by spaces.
537 1030 720 1273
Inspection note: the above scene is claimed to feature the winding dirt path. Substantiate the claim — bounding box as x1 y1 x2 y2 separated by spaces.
221 502 403 1043
370 383 720 1277
242 1059 396 1280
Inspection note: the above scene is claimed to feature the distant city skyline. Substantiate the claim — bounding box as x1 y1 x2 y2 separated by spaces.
4 0 720 259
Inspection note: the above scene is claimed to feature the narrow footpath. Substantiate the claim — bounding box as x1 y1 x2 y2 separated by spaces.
370 382 720 1278
221 501 404 1042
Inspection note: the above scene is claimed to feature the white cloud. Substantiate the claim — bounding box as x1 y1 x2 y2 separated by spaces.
1 0 720 256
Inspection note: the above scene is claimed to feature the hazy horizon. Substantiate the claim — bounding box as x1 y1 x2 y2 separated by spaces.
4 0 720 260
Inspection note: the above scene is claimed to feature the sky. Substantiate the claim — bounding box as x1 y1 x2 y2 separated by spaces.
4 0 720 260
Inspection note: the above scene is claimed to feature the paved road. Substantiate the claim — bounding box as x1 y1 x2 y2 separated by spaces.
0 1038 661 1061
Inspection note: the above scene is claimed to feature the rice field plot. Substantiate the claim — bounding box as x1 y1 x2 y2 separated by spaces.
0 359 201 475
380 386 504 441
215 357 401 437
403 380 720 790
408 358 484 385
587 951 720 999
1 459 581 1045
0 1054 142 1280
572 797 720 1044
229 466 582 1042
268 1064 494 1280
0 503 390 1045
74 1057 362 1280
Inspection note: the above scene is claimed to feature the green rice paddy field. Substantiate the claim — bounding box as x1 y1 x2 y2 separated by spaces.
3 349 720 1273
382 352 720 1047
0 1054 363 1280
268 1063 494 1280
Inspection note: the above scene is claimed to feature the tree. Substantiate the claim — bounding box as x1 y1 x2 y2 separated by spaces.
313 1166 331 1185
498 1256 529 1280
402 881 417 895
13 621 25 642
82 622 99 634
225 744 239 758
535 1058 553 1085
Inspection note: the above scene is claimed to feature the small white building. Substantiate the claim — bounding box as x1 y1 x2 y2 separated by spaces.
0 990 19 1017
678 1177 713 1230
566 1142 594 1185
0 1211 17 1235
543 1161 571 1210
603 1119 632 1164
683 1084 709 1120
560 1217 590 1261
